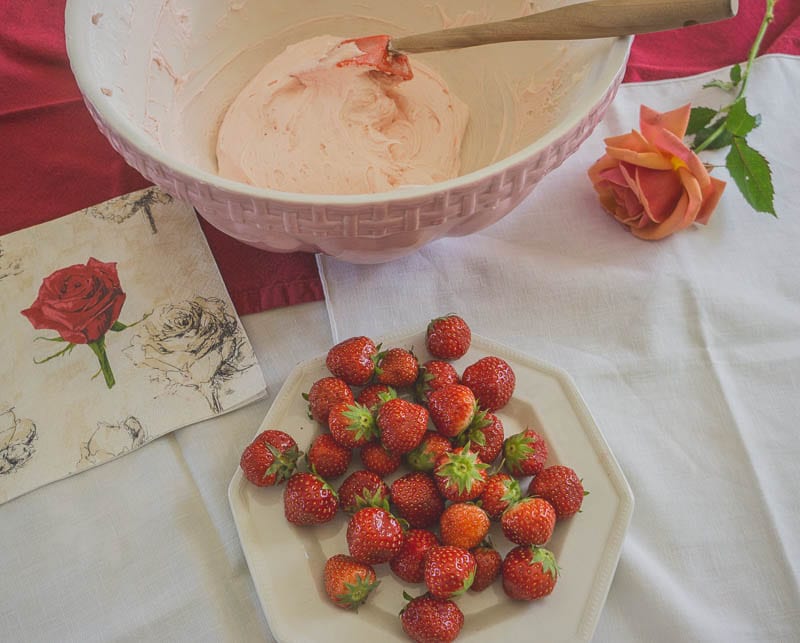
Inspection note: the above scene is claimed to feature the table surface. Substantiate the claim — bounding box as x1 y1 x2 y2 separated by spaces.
2 1 800 642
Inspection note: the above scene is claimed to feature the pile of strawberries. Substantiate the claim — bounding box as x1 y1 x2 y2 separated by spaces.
239 315 587 642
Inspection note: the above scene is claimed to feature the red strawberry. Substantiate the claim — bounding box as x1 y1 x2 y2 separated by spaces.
414 360 459 404
389 529 440 583
400 593 464 643
480 472 521 520
461 356 516 411
456 410 505 464
433 447 489 502
470 544 502 592
326 336 378 386
239 430 300 487
323 554 379 611
360 442 402 477
283 472 338 526
501 497 556 546
327 401 377 449
529 465 587 519
338 470 390 514
427 384 477 438
423 545 476 598
346 507 405 564
356 383 396 412
502 545 559 601
377 398 429 455
439 502 490 550
425 314 471 360
303 377 354 424
405 431 453 473
503 428 549 477
306 433 351 479
375 347 419 388
390 471 445 529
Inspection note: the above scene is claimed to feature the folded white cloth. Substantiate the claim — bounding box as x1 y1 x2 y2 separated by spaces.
319 54 800 640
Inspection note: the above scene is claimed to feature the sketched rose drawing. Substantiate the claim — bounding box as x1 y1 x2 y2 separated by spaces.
86 187 172 234
0 407 37 475
124 296 255 413
79 416 146 466
0 241 23 282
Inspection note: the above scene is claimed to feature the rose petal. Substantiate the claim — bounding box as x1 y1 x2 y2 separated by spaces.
640 104 691 141
633 166 683 223
696 177 727 224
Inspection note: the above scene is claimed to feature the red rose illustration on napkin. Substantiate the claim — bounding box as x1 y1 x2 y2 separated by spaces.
21 258 141 388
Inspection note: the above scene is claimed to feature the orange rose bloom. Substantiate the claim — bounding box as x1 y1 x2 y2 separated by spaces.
588 104 726 240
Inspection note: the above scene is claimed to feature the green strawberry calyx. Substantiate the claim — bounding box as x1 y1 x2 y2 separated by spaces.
437 446 489 495
529 546 559 579
503 431 538 473
342 403 378 442
501 477 522 505
452 568 476 597
352 485 390 512
263 443 301 483
337 574 380 611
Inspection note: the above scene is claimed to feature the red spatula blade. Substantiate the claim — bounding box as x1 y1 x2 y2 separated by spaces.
337 35 413 80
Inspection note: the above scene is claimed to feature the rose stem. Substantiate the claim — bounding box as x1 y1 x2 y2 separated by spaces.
89 337 116 389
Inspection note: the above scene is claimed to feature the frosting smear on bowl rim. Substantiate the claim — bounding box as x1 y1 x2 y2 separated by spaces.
215 34 469 195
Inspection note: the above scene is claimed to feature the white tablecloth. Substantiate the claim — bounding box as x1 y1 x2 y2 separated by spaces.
2 54 799 642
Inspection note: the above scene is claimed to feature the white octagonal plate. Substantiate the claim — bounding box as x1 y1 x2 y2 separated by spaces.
229 330 634 642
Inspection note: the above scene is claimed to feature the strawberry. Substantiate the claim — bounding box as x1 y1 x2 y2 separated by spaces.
303 377 354 424
414 360 459 404
461 356 516 411
360 442 402 477
390 471 445 529
479 472 521 520
503 428 549 477
239 429 300 487
405 431 452 473
501 497 556 546
326 336 378 386
346 507 405 564
456 410 504 464
528 465 587 519
400 593 464 643
423 545 476 598
338 469 390 514
306 433 351 479
327 401 377 449
439 502 490 550
356 384 396 413
374 347 419 388
283 472 338 525
377 398 429 455
389 529 440 584
425 314 471 360
502 545 559 601
470 544 502 592
433 446 489 502
427 384 477 438
323 554 379 611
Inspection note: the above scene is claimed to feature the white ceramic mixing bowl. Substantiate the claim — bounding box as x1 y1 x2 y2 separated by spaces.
65 0 630 263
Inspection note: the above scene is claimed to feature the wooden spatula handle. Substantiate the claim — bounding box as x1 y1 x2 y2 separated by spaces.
392 0 738 54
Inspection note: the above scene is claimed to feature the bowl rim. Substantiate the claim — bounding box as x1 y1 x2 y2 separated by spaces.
64 1 632 206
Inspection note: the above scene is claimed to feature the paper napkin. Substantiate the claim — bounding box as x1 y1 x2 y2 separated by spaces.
0 188 266 504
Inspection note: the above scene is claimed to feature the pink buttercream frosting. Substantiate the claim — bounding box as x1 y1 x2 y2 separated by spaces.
215 35 469 194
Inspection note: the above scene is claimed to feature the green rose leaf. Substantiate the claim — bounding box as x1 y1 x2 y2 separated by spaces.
725 136 776 217
726 98 759 137
686 107 718 136
730 63 742 86
693 117 733 151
